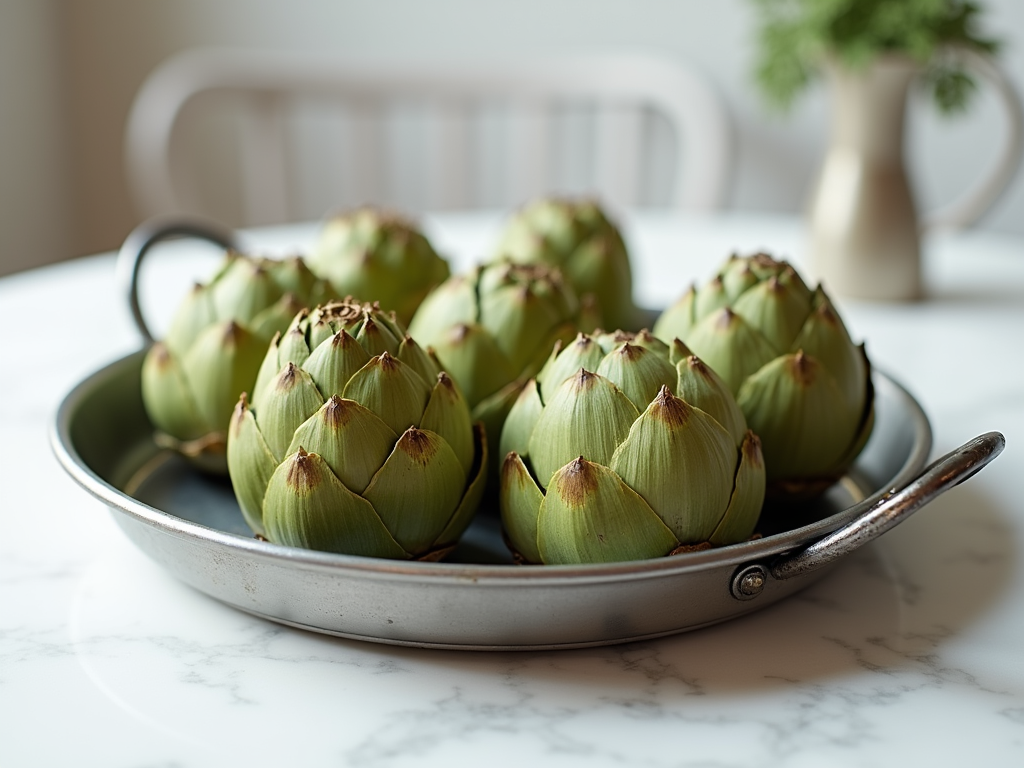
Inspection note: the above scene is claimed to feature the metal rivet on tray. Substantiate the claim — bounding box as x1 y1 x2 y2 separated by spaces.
731 564 767 601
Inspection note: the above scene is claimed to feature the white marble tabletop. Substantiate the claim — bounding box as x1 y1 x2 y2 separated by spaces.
3 212 1023 767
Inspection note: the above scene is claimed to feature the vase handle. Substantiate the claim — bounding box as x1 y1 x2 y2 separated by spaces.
923 48 1024 232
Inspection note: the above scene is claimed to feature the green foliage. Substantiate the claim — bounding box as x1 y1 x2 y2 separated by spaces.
752 0 999 114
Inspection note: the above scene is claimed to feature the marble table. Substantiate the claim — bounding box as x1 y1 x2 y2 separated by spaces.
3 212 1023 767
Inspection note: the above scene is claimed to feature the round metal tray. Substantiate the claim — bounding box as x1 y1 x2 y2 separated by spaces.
49 348 1003 649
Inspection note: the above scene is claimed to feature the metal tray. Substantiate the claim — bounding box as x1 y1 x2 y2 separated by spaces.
50 347 1004 650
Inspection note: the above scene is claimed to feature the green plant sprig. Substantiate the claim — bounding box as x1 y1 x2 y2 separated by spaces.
753 0 999 114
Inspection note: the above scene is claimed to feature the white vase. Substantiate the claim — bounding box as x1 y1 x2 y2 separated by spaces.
808 51 1024 301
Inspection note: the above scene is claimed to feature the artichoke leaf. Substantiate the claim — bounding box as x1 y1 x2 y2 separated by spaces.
433 422 489 549
737 352 860 482
263 449 409 558
286 396 397 495
595 342 677 413
528 369 639 490
343 352 431 435
258 363 326 462
675 355 748 446
498 378 544 464
537 457 677 565
141 343 207 440
685 308 778 394
226 395 278 534
709 431 766 546
420 372 475 478
301 329 371 400
610 386 736 543
536 333 605 404
181 320 268 436
499 451 545 564
730 276 811 354
362 428 466 555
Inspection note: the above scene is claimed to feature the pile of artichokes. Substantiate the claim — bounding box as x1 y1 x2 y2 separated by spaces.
139 198 876 567
653 252 873 493
226 299 486 559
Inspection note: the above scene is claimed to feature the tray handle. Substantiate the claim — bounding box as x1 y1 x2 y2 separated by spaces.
731 432 1005 599
115 216 238 344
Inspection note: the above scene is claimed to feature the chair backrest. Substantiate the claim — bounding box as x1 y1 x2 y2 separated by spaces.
125 48 732 225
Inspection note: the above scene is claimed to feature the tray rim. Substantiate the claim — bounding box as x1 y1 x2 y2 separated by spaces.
51 349 933 585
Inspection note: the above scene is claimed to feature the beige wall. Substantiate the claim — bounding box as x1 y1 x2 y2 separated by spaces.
0 0 74 276
3 0 1023 276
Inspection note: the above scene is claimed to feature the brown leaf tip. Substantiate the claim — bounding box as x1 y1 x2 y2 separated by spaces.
742 430 765 466
554 456 600 507
814 300 839 326
501 451 529 484
331 329 355 349
716 307 736 329
436 371 456 390
686 355 709 375
789 350 818 386
285 447 321 495
615 342 644 361
377 350 398 370
276 362 301 391
398 427 437 465
222 321 245 345
230 392 250 435
150 342 172 368
323 395 355 428
651 385 690 426
571 332 593 349
570 368 598 391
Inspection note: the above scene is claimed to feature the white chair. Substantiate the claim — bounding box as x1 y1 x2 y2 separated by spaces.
125 48 732 225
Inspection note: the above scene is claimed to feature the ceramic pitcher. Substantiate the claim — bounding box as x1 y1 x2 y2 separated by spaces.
808 50 1023 301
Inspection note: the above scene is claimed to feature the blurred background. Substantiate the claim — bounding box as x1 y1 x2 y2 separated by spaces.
1 0 1022 278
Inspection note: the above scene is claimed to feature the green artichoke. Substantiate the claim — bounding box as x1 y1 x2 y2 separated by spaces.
226 299 486 560
494 198 639 332
500 331 765 565
141 252 335 468
408 260 586 457
652 252 873 494
307 208 450 325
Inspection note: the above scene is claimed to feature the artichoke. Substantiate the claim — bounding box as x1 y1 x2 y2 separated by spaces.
500 331 765 565
307 208 450 325
408 260 586 457
652 252 874 494
141 252 335 468
494 198 639 332
226 299 486 560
